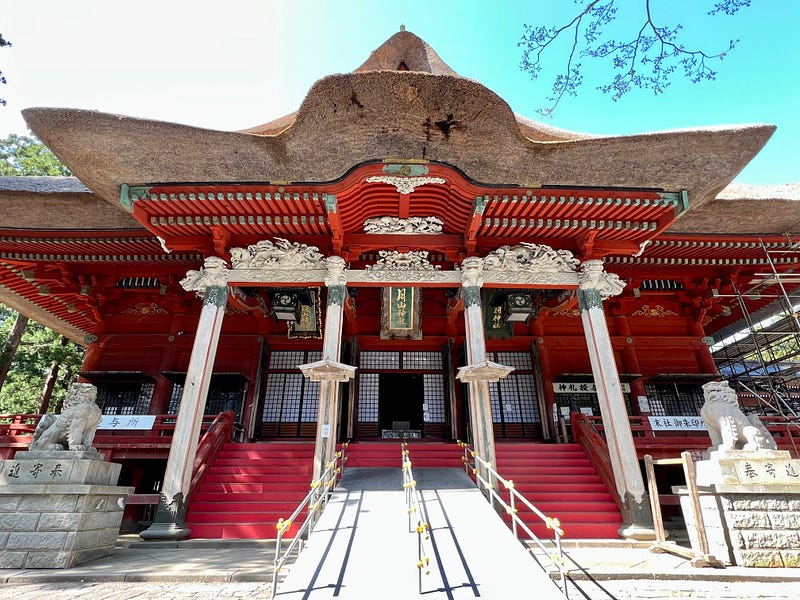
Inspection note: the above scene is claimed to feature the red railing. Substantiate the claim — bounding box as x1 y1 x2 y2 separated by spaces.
189 410 235 501
582 414 800 459
0 413 235 461
570 411 622 510
0 414 39 436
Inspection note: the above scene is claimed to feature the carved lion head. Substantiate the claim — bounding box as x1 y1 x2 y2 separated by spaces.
63 382 98 409
702 380 738 406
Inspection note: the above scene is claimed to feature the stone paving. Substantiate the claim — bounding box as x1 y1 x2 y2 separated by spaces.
3 467 800 598
7 573 800 599
0 581 276 599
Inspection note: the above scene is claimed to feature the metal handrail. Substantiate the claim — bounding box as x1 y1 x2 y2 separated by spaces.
401 441 433 593
458 441 568 597
271 443 348 597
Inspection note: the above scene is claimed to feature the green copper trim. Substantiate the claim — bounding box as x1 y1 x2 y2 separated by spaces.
577 288 604 311
120 184 132 212
327 284 346 307
463 286 482 308
656 190 689 216
121 184 153 213
382 163 429 176
678 189 689 217
204 285 229 308
473 196 488 216
323 194 338 214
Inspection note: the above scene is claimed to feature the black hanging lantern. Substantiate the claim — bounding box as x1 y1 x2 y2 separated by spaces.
271 290 301 321
503 292 535 323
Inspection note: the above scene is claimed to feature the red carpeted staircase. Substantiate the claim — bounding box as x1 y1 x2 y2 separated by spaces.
186 442 315 539
185 440 621 540
345 441 464 468
495 442 623 539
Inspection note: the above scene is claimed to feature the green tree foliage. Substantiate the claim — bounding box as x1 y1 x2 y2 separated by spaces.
0 134 72 176
520 0 751 115
0 304 85 414
0 132 81 413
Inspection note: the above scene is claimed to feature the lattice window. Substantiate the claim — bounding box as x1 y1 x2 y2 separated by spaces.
261 374 287 421
301 379 321 422
645 383 705 416
279 374 303 421
405 352 443 370
262 350 321 424
206 388 246 420
495 351 533 370
423 374 445 423
358 373 380 421
360 351 400 370
553 390 634 418
270 351 306 369
486 351 540 423
98 382 154 415
168 379 247 421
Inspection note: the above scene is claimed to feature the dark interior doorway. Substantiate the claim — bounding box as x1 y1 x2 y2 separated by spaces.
379 373 424 433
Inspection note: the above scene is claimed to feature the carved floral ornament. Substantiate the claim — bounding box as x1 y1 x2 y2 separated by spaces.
122 303 168 316
180 239 622 295
363 216 444 234
481 243 580 273
229 238 325 271
365 175 446 195
364 250 442 281
631 304 679 318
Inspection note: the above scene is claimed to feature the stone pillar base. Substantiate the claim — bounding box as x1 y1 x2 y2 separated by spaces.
139 491 190 541
619 493 656 541
618 523 657 541
138 521 191 541
0 453 132 569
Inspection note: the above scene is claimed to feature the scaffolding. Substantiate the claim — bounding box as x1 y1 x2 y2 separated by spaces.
711 236 800 418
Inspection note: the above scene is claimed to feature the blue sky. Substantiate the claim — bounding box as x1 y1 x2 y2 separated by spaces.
1 0 797 184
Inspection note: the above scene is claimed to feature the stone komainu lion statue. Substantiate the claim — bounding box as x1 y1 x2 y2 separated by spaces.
30 383 102 452
700 380 777 453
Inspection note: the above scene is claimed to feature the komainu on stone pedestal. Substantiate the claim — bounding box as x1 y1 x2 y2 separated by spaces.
700 380 777 455
29 382 102 452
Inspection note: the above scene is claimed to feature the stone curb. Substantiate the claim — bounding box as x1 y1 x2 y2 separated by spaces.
550 569 800 582
1 571 278 584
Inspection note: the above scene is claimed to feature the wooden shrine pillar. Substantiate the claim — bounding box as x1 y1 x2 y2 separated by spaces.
141 257 229 540
577 259 654 540
301 256 355 482
456 257 511 470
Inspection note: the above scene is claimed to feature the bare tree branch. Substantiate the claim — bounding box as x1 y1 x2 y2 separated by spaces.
0 32 11 107
519 0 751 116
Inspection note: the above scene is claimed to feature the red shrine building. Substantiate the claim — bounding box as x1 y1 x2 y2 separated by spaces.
1 30 799 539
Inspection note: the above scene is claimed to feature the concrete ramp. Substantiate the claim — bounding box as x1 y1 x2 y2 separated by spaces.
277 467 563 599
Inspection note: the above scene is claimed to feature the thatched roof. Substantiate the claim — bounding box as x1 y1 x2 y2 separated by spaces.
19 30 775 221
0 176 141 230
670 183 800 235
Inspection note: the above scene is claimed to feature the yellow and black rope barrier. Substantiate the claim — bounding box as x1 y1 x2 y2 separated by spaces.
272 441 349 597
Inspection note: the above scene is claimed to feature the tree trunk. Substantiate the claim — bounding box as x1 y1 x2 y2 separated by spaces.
0 312 29 396
38 336 70 414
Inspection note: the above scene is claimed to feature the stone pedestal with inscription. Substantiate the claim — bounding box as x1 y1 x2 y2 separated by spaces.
0 450 133 568
676 450 800 567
